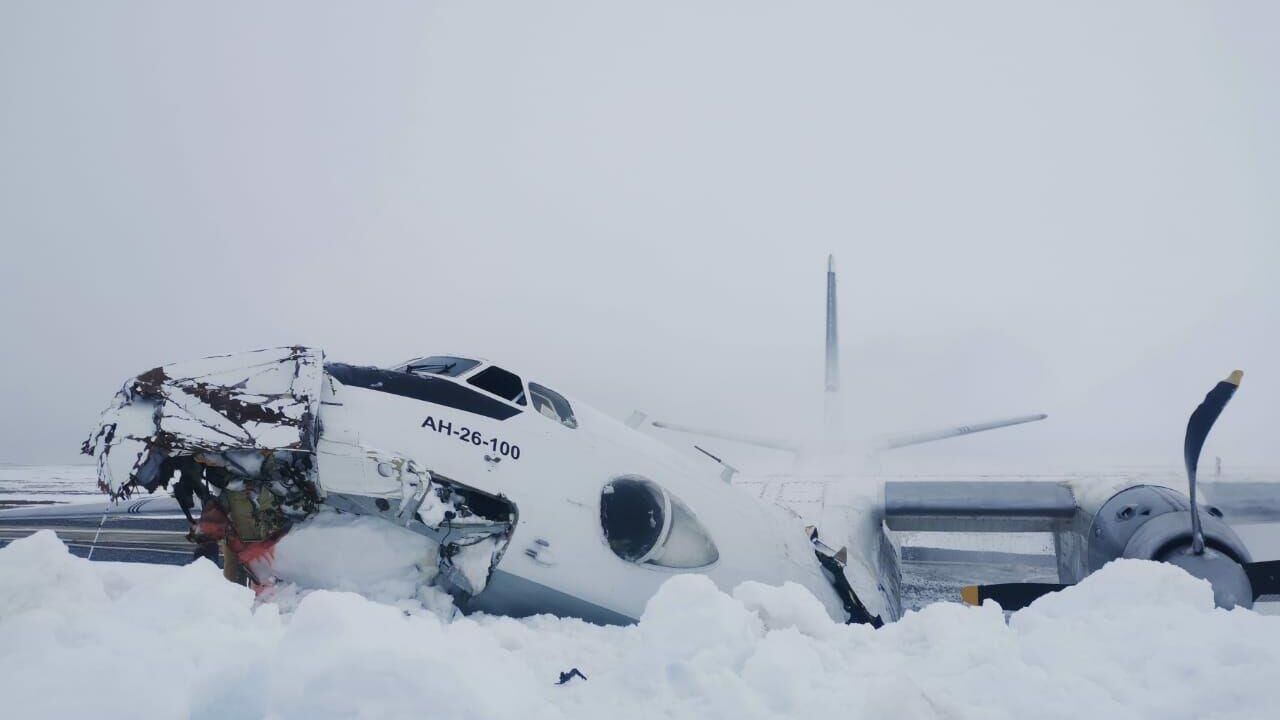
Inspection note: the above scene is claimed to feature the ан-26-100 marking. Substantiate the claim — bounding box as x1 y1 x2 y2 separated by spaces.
421 415 522 460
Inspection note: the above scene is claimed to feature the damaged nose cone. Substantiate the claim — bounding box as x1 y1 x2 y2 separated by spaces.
1163 547 1254 610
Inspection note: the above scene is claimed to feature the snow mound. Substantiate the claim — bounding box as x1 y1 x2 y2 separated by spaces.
3 531 1280 720
265 511 444 606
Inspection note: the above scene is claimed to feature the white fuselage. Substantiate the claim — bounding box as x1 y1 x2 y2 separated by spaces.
311 365 897 624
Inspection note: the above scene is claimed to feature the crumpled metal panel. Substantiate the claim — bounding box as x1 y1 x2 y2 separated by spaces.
82 346 323 499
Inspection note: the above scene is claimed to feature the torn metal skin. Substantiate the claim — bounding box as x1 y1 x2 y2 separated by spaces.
83 346 323 499
81 346 513 600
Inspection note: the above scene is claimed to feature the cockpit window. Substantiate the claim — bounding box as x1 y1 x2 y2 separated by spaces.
467 366 527 405
600 477 718 569
529 383 577 429
399 356 479 378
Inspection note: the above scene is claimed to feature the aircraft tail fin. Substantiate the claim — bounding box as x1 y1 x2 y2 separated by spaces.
825 254 839 394
823 254 842 447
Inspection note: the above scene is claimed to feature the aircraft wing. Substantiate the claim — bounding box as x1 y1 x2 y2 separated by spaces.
0 496 193 562
883 480 1078 532
884 479 1280 534
1201 482 1280 524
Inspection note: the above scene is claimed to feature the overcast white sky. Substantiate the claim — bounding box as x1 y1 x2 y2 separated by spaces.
1 2 1277 471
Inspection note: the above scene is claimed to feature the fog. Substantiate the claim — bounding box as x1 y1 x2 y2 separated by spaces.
1 2 1277 471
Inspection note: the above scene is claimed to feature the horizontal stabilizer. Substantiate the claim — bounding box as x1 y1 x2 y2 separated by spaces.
650 421 799 453
880 414 1047 451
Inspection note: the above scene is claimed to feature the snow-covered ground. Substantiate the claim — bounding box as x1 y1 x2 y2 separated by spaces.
0 464 98 507
3 529 1279 720
3 467 1280 717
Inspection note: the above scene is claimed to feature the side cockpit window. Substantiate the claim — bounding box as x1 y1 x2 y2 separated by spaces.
399 356 479 378
530 382 577 429
600 477 718 569
467 365 527 406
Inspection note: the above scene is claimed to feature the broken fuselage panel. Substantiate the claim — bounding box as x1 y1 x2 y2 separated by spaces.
83 346 323 500
82 347 515 602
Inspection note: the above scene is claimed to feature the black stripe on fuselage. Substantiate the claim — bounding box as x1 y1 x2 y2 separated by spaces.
325 363 522 421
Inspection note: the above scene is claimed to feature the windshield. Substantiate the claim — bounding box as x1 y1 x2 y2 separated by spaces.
397 356 479 377
467 365 527 405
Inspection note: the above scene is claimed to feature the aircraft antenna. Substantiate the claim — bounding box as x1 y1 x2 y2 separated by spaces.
86 504 109 561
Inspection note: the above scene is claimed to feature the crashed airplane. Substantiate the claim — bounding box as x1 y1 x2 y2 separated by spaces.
3 257 1279 624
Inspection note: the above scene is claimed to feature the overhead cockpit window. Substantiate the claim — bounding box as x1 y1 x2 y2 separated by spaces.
467 366 527 405
529 383 577 429
600 477 719 569
399 356 479 378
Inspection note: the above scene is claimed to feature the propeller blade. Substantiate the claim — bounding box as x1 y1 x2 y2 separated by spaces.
1185 370 1243 553
1245 559 1280 600
1185 371 1242 479
960 582 1069 611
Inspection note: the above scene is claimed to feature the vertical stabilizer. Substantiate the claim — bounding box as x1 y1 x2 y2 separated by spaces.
825 254 839 393
824 255 843 446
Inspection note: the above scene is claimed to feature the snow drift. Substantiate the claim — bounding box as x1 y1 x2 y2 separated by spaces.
3 530 1279 720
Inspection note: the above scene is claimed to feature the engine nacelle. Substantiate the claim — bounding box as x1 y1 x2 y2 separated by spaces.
1086 485 1254 608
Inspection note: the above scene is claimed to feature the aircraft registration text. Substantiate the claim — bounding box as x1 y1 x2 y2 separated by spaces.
421 415 522 459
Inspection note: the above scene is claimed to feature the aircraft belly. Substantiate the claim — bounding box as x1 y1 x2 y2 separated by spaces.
461 568 638 625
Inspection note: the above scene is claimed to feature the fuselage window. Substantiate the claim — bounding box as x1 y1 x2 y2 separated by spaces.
399 356 479 378
601 478 664 561
600 477 718 569
467 365 527 406
529 382 577 429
